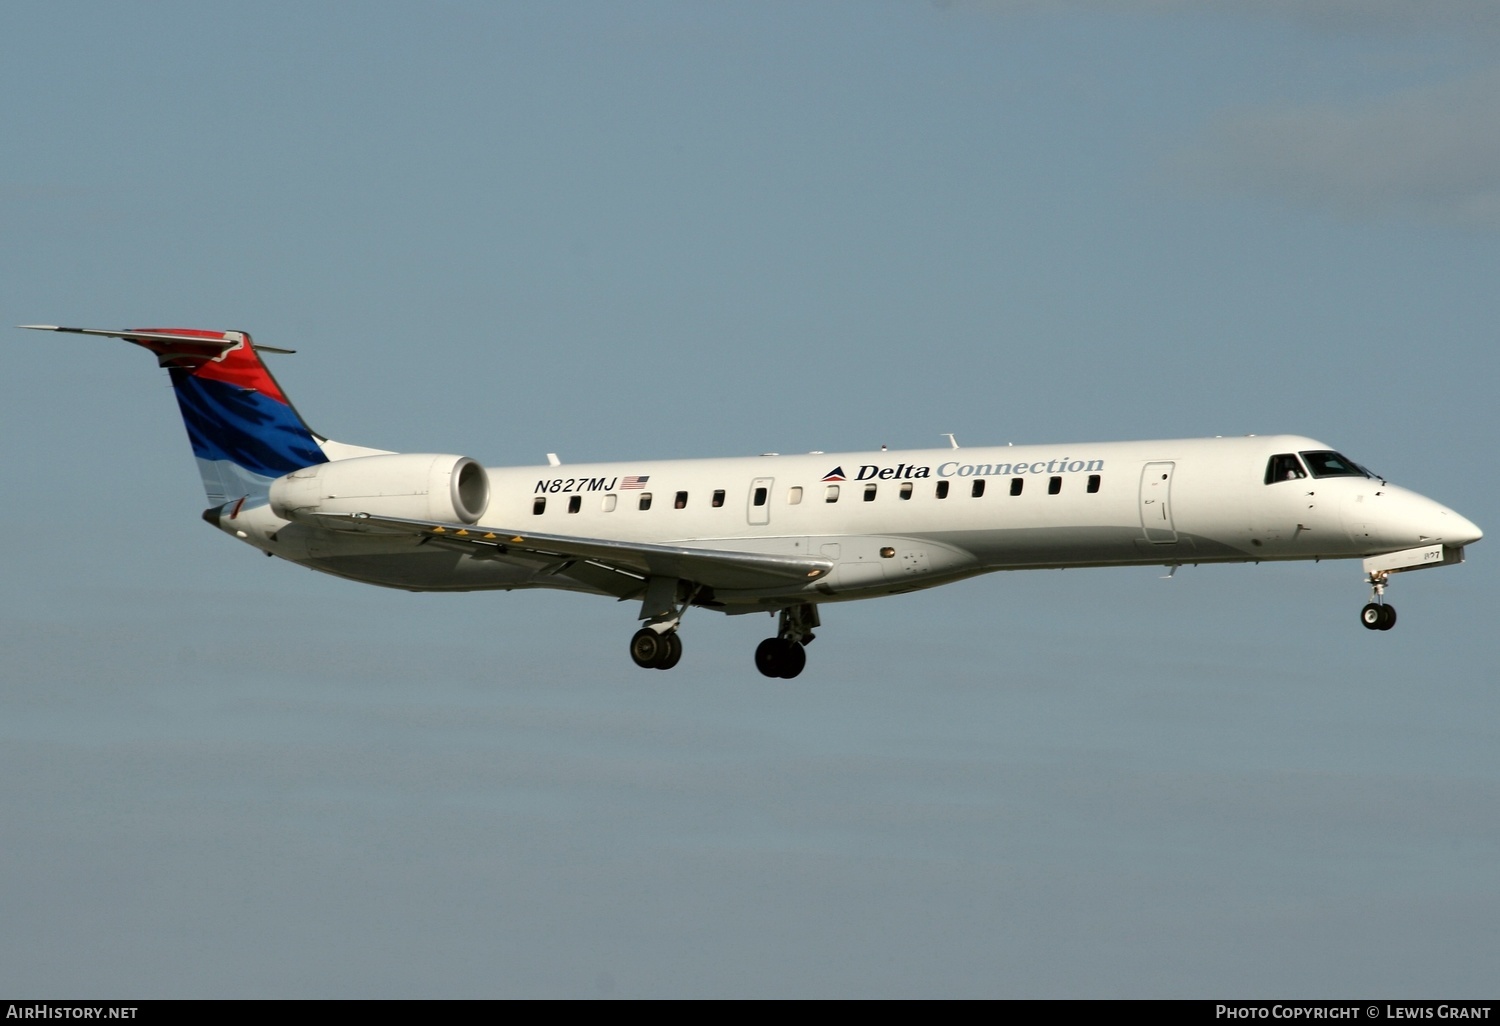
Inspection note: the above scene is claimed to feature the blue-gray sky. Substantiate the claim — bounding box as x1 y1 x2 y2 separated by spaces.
2 0 1496 998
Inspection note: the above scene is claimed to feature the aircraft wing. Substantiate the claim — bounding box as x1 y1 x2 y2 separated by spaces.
309 511 833 592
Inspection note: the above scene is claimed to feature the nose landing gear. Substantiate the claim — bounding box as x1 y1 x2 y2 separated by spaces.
1360 570 1397 631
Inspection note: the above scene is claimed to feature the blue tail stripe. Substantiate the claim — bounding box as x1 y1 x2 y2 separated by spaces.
170 370 327 480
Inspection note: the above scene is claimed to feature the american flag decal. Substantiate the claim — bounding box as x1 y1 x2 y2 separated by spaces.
622 475 650 489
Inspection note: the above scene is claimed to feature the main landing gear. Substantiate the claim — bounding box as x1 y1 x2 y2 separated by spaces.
630 627 683 669
1360 569 1397 631
629 576 696 670
755 604 819 679
755 637 806 678
624 587 822 678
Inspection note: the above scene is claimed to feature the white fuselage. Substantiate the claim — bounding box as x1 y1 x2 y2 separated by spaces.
227 434 1481 613
35 324 1479 675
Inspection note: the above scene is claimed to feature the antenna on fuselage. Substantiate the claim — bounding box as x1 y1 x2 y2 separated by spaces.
941 433 959 449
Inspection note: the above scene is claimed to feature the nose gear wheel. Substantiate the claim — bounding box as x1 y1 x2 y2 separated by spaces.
1360 570 1398 631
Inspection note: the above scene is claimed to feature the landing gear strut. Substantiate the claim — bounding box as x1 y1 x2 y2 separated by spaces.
629 577 696 670
755 604 819 679
1360 570 1397 631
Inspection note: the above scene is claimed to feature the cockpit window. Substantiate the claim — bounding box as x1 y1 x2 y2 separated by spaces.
1300 450 1369 479
1265 453 1307 484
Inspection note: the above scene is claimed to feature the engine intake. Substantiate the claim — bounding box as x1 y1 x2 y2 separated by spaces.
270 454 489 525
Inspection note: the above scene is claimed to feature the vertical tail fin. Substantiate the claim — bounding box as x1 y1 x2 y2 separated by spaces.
20 325 329 508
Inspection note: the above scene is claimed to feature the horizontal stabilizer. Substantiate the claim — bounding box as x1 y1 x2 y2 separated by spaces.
19 324 296 354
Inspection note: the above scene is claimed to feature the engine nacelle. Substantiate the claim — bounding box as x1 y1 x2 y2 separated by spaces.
269 453 489 525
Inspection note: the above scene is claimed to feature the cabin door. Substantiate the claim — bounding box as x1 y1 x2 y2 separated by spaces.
1138 462 1177 543
748 477 774 526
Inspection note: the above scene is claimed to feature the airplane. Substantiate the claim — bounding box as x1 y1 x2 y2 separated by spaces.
21 324 1484 678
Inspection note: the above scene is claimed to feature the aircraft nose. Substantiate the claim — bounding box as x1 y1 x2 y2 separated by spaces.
1411 493 1482 547
1360 486 1484 549
1442 509 1483 547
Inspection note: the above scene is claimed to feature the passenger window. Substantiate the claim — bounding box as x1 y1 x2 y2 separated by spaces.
899 482 912 500
936 481 949 499
1086 475 1100 494
639 492 652 510
787 486 803 505
1010 478 1023 496
674 491 688 509
753 487 768 507
568 495 581 513
533 496 546 515
603 494 618 512
971 479 985 498
1048 476 1062 495
1265 454 1307 484
864 484 877 502
712 489 725 508
826 484 840 503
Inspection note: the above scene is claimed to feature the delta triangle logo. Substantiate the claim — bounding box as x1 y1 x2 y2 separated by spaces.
821 466 846 482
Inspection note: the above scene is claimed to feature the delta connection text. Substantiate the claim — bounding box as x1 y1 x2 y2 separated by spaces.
532 456 1108 494
1216 1008 1490 1020
856 457 1105 480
